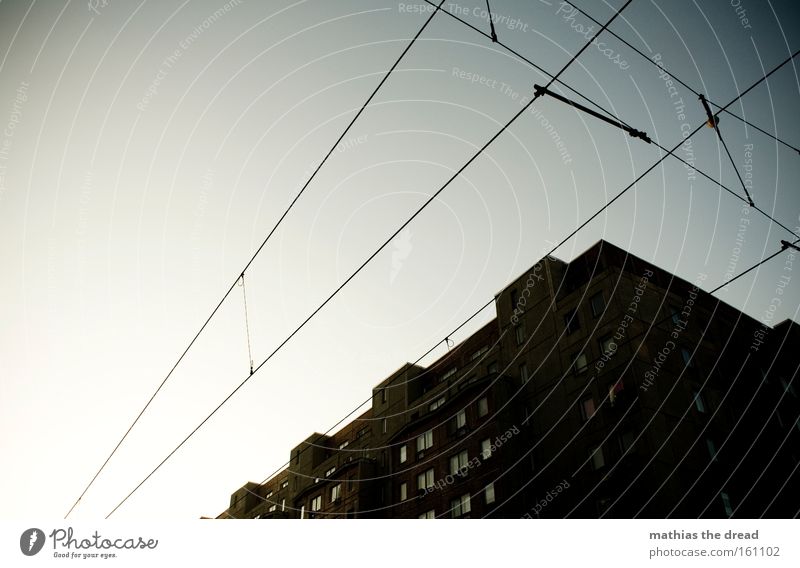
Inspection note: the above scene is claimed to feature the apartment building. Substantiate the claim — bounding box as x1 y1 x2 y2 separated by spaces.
216 240 799 519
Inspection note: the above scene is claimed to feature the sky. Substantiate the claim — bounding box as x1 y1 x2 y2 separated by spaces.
1 0 799 520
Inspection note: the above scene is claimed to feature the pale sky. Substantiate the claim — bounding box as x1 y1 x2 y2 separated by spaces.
1 0 799 519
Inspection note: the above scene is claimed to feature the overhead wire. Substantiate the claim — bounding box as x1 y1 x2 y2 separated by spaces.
420 0 800 240
64 0 448 519
103 0 635 518
569 0 800 155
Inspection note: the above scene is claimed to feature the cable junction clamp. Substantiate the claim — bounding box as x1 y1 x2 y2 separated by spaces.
533 84 652 144
781 240 800 253
699 93 755 207
485 0 498 42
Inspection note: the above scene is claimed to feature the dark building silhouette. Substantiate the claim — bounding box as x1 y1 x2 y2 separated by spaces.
217 240 800 519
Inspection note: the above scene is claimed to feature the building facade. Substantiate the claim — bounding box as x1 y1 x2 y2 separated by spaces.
217 240 800 519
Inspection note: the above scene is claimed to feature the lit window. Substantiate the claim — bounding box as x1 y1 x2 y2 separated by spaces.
311 495 322 512
429 397 446 411
419 509 435 519
449 450 469 475
681 347 692 367
416 430 433 452
382 418 388 434
706 438 718 462
590 446 605 470
478 397 489 417
485 483 495 505
599 336 615 355
720 492 733 517
417 468 435 491
520 364 529 383
580 398 596 421
281 499 285 512
455 409 467 429
265 491 273 499
399 445 407 464
590 292 605 318
693 389 707 413
338 440 349 449
400 482 408 502
280 480 289 489
325 466 336 478
481 438 492 460
268 504 276 512
470 346 489 361
330 484 342 502
573 352 588 374
515 322 526 345
450 493 471 517
564 308 580 334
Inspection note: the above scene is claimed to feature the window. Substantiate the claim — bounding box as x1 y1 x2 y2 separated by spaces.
706 438 718 462
564 308 580 334
347 477 354 492
268 504 276 512
487 360 498 374
485 483 496 505
356 427 369 439
429 397 446 411
670 305 681 325
618 431 635 454
599 336 615 355
510 289 518 309
399 445 407 464
573 352 588 374
692 389 707 413
399 482 408 502
515 321 526 345
325 466 336 478
331 483 342 502
590 446 605 470
520 363 529 383
281 498 286 512
419 509 435 519
681 347 692 367
590 292 605 317
381 388 387 403
382 418 388 434
280 480 289 489
481 438 492 460
455 409 467 429
580 398 596 421
720 492 733 517
416 430 433 452
470 346 489 361
478 397 489 417
417 468 434 491
338 440 349 449
449 450 469 475
265 491 273 499
451 493 471 517
780 377 797 397
440 367 457 383
311 495 322 512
